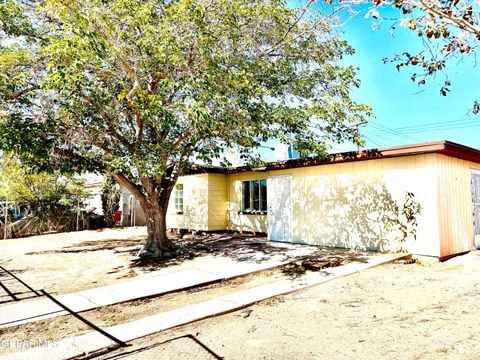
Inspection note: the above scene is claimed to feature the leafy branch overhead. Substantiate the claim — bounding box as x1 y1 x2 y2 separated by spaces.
355 0 480 110
0 0 370 255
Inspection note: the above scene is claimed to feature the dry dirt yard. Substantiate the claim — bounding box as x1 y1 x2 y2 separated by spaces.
99 252 480 360
0 227 362 355
1 228 480 359
0 227 149 294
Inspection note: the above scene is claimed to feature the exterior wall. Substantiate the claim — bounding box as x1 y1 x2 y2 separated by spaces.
166 173 228 231
84 184 103 215
167 174 209 230
120 189 146 226
228 154 441 257
208 174 229 230
163 151 480 258
435 154 480 258
134 201 146 226
227 172 268 233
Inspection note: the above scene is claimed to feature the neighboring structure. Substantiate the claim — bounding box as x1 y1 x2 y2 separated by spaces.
163 141 480 260
119 188 146 227
274 143 300 161
83 174 147 226
83 177 104 215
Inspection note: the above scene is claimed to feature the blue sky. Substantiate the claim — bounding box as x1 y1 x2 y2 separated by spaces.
256 3 480 161
336 5 480 152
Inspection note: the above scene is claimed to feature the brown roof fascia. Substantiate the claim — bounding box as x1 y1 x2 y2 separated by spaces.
184 141 480 175
184 165 229 175
225 141 445 173
438 140 480 163
229 140 480 173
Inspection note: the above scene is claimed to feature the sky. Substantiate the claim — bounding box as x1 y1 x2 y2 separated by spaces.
336 5 480 152
258 3 480 161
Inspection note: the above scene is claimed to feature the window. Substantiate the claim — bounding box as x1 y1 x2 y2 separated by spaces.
241 180 267 214
174 184 184 213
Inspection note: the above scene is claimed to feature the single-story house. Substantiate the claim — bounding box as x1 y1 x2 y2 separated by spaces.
83 178 104 215
162 140 480 260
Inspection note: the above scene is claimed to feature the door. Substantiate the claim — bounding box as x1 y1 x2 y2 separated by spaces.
267 175 292 242
472 170 480 249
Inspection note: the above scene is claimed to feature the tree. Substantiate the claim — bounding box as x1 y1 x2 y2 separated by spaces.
0 158 91 237
0 0 371 257
350 0 479 109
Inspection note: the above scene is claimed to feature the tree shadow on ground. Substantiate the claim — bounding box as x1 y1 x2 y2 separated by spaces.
130 233 372 275
21 230 373 279
24 236 146 255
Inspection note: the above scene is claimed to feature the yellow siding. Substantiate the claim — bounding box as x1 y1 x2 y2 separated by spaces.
166 174 209 230
166 173 228 231
166 152 480 258
435 154 480 258
227 172 268 233
227 154 441 256
207 174 228 230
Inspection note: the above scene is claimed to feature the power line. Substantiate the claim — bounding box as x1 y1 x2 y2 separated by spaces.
367 121 420 142
369 122 480 135
375 116 480 132
362 134 385 148
362 129 399 147
368 117 480 135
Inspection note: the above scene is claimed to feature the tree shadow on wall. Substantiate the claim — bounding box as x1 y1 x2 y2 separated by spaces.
298 176 421 252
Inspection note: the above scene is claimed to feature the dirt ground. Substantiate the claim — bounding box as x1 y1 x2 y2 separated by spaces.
99 253 480 360
0 227 149 294
0 228 368 355
0 227 344 295
1 228 480 359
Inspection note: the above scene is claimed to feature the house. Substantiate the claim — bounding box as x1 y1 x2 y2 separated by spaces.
163 140 480 260
83 174 147 226
83 177 104 215
119 188 146 227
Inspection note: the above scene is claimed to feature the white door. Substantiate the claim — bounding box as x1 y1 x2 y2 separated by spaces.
267 175 292 242
471 170 480 249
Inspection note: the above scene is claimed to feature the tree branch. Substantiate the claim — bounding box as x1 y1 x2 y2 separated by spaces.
84 95 132 149
112 172 147 208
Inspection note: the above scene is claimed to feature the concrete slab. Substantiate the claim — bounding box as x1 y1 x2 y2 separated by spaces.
0 245 316 329
0 253 404 360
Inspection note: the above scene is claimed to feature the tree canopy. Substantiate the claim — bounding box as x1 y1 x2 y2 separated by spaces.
0 0 371 256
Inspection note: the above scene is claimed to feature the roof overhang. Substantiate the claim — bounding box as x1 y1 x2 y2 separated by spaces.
184 140 480 175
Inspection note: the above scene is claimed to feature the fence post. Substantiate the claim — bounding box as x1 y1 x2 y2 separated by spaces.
3 200 8 240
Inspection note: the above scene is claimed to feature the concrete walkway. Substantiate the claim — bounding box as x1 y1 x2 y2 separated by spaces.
0 242 316 329
0 253 405 360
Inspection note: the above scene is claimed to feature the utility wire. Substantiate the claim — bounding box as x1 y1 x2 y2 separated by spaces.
362 134 385 148
369 122 480 135
362 126 415 146
367 121 420 142
368 117 480 135
362 130 398 147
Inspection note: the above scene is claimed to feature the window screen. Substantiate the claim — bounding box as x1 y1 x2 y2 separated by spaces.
241 180 267 213
174 184 184 212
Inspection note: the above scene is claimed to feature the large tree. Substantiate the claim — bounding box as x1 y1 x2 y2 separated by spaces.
0 0 370 257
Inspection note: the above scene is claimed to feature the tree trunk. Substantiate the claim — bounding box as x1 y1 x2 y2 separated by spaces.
138 204 174 258
111 172 179 259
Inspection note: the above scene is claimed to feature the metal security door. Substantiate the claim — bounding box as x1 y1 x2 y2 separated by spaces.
267 175 292 242
472 170 480 249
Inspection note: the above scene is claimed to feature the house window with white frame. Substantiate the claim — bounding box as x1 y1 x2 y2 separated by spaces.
241 180 267 214
174 184 184 213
